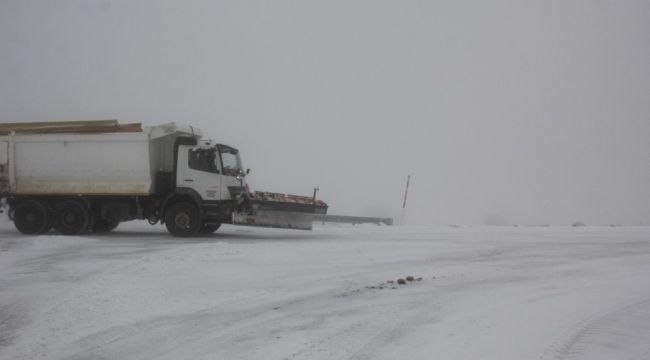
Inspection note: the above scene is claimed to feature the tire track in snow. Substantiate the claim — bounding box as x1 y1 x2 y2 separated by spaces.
57 278 448 360
284 282 462 360
57 291 329 360
54 270 410 360
541 297 650 360
283 270 535 360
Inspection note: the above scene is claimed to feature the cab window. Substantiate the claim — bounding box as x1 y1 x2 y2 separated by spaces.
220 151 239 176
218 147 241 176
188 148 219 173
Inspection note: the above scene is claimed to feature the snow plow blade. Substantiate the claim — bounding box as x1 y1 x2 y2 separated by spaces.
233 203 315 230
232 191 328 230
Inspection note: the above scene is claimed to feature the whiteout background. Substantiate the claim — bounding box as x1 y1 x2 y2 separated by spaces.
1 1 648 225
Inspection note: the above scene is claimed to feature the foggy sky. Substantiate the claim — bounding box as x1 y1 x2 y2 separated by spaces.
1 0 648 225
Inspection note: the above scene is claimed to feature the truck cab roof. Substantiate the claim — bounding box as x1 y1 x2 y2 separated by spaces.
147 123 202 140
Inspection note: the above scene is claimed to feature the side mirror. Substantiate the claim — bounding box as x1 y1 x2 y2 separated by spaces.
236 168 247 180
246 168 251 175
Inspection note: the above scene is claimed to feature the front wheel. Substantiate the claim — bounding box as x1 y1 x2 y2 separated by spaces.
165 202 200 237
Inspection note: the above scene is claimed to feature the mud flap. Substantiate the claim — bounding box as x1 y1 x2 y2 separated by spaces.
232 200 315 230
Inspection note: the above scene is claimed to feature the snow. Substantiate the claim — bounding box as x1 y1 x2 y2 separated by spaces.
1 219 650 360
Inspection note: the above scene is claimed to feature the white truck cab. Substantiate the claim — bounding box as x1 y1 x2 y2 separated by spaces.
177 141 246 202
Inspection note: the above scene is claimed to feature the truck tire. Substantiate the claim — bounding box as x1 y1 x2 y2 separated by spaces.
165 202 200 237
92 218 119 233
53 200 91 235
199 223 221 234
13 200 51 235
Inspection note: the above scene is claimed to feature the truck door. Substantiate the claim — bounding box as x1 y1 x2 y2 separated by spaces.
178 146 222 201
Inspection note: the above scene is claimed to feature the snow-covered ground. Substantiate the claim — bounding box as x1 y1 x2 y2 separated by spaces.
1 218 650 360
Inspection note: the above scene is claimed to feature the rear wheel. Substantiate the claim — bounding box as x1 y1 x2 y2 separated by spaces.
53 200 91 235
13 200 51 235
198 222 221 234
165 202 200 237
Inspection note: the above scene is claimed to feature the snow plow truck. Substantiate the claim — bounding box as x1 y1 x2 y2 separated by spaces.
0 120 327 236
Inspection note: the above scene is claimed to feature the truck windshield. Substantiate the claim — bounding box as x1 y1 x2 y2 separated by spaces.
218 146 242 176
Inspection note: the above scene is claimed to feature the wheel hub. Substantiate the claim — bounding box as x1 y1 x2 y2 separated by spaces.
174 213 191 229
63 212 77 226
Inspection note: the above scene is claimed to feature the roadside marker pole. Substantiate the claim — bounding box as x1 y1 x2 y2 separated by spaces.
400 174 411 225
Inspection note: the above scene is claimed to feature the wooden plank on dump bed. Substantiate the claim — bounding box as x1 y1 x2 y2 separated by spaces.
29 123 143 134
0 120 118 131
0 120 142 135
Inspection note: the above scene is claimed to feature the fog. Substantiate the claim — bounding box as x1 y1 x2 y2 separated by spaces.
1 0 648 225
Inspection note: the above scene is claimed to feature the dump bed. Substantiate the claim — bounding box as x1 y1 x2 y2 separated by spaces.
0 120 200 196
